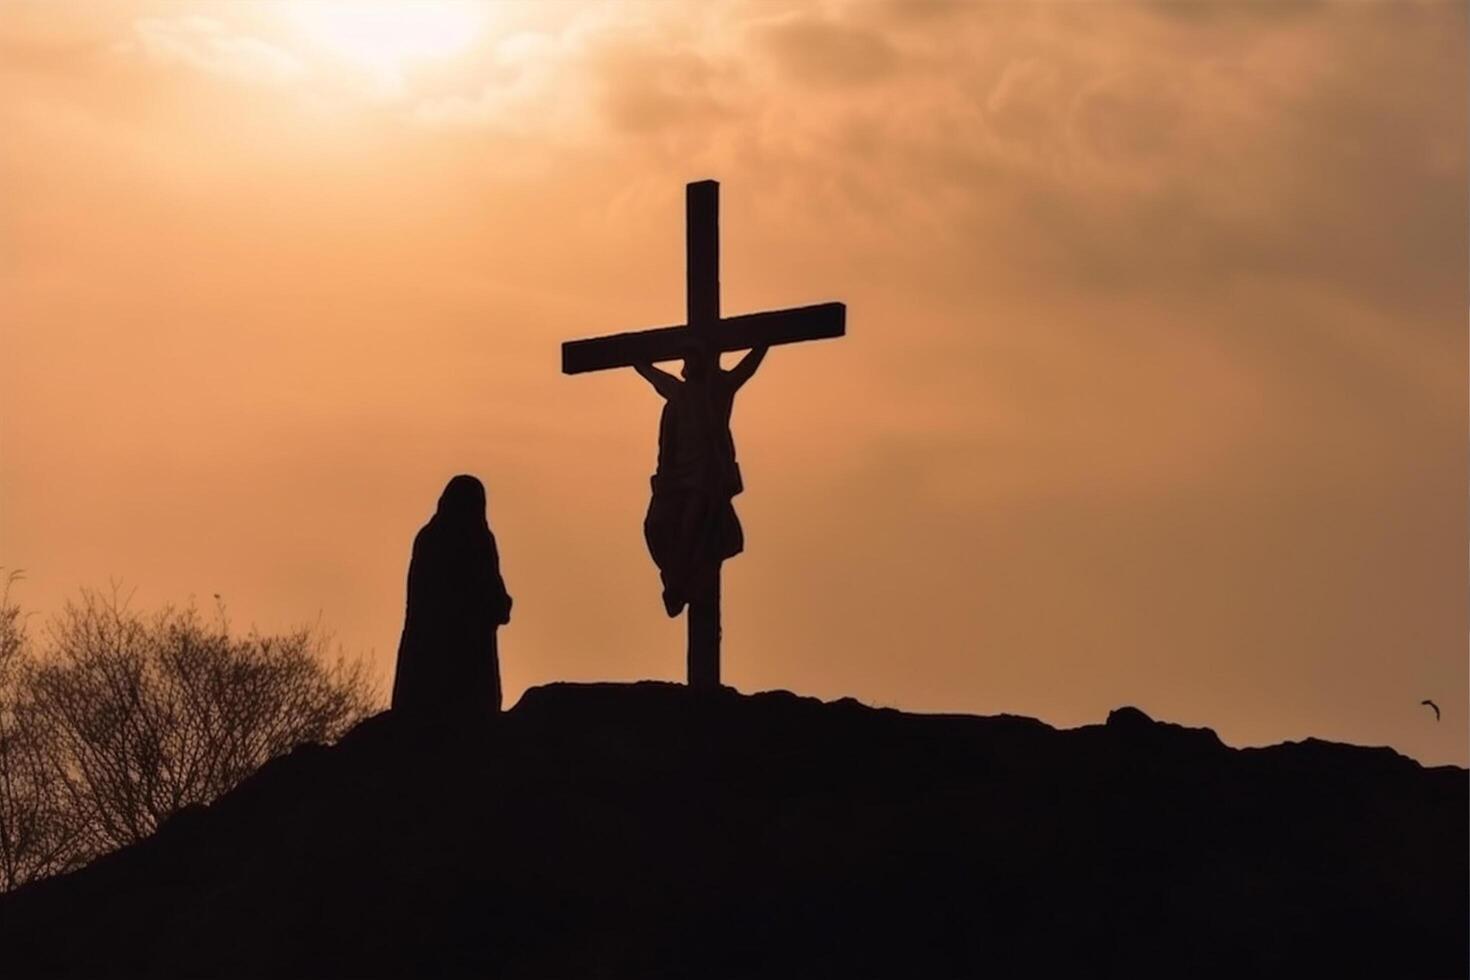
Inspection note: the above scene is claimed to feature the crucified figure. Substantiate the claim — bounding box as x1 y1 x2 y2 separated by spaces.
634 343 768 623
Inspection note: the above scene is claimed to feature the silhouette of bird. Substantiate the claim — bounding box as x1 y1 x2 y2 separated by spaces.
1421 699 1440 721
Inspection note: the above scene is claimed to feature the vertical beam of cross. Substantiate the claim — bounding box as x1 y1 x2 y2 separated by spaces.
685 180 721 690
686 180 720 328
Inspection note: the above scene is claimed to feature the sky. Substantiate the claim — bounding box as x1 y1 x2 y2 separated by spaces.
1 0 1464 765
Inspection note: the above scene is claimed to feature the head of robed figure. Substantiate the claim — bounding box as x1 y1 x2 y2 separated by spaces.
436 474 489 529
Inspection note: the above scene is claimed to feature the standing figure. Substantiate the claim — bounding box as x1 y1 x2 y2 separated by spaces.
635 343 768 620
392 474 512 717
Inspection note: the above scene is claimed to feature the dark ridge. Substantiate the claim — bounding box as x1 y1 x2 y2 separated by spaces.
2 682 1464 978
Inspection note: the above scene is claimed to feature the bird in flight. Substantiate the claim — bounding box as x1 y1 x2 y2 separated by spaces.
1421 699 1440 721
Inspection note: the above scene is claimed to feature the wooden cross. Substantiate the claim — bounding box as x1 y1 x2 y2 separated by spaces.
561 179 845 690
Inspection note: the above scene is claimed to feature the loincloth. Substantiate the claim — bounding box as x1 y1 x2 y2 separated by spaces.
643 486 744 616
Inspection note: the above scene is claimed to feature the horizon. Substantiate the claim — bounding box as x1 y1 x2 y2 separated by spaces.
1 1 1465 766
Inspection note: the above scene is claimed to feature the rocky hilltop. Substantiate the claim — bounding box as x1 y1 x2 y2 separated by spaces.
2 682 1464 978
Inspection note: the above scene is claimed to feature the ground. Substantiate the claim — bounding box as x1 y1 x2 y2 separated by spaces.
2 681 1464 978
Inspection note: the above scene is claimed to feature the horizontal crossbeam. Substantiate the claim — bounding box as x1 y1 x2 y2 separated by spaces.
561 302 845 375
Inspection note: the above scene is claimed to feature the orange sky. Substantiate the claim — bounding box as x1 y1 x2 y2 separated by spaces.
2 1 1465 765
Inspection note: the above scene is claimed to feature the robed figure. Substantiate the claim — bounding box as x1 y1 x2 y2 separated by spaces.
392 475 512 717
635 343 767 616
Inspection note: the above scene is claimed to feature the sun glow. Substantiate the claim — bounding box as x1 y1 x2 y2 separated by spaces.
287 2 486 73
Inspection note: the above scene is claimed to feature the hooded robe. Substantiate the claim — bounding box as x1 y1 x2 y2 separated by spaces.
392 475 512 717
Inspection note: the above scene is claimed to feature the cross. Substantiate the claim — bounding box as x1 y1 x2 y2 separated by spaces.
561 179 845 690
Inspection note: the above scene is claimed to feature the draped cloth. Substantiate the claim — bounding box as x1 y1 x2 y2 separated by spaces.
392 475 512 717
644 374 745 616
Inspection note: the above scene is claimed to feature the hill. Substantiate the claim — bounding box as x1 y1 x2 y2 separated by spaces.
1 682 1464 977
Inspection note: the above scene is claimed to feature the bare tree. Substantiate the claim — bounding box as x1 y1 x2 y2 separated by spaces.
15 588 376 870
0 572 83 891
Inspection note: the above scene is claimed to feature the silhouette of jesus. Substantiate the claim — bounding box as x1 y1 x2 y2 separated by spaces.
391 475 512 717
635 342 768 616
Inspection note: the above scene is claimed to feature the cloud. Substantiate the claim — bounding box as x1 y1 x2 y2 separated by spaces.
413 10 747 147
125 15 305 87
412 31 577 133
743 2 1464 337
753 10 899 87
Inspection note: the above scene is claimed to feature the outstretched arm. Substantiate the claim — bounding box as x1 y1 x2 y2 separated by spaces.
725 345 768 390
634 362 680 399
